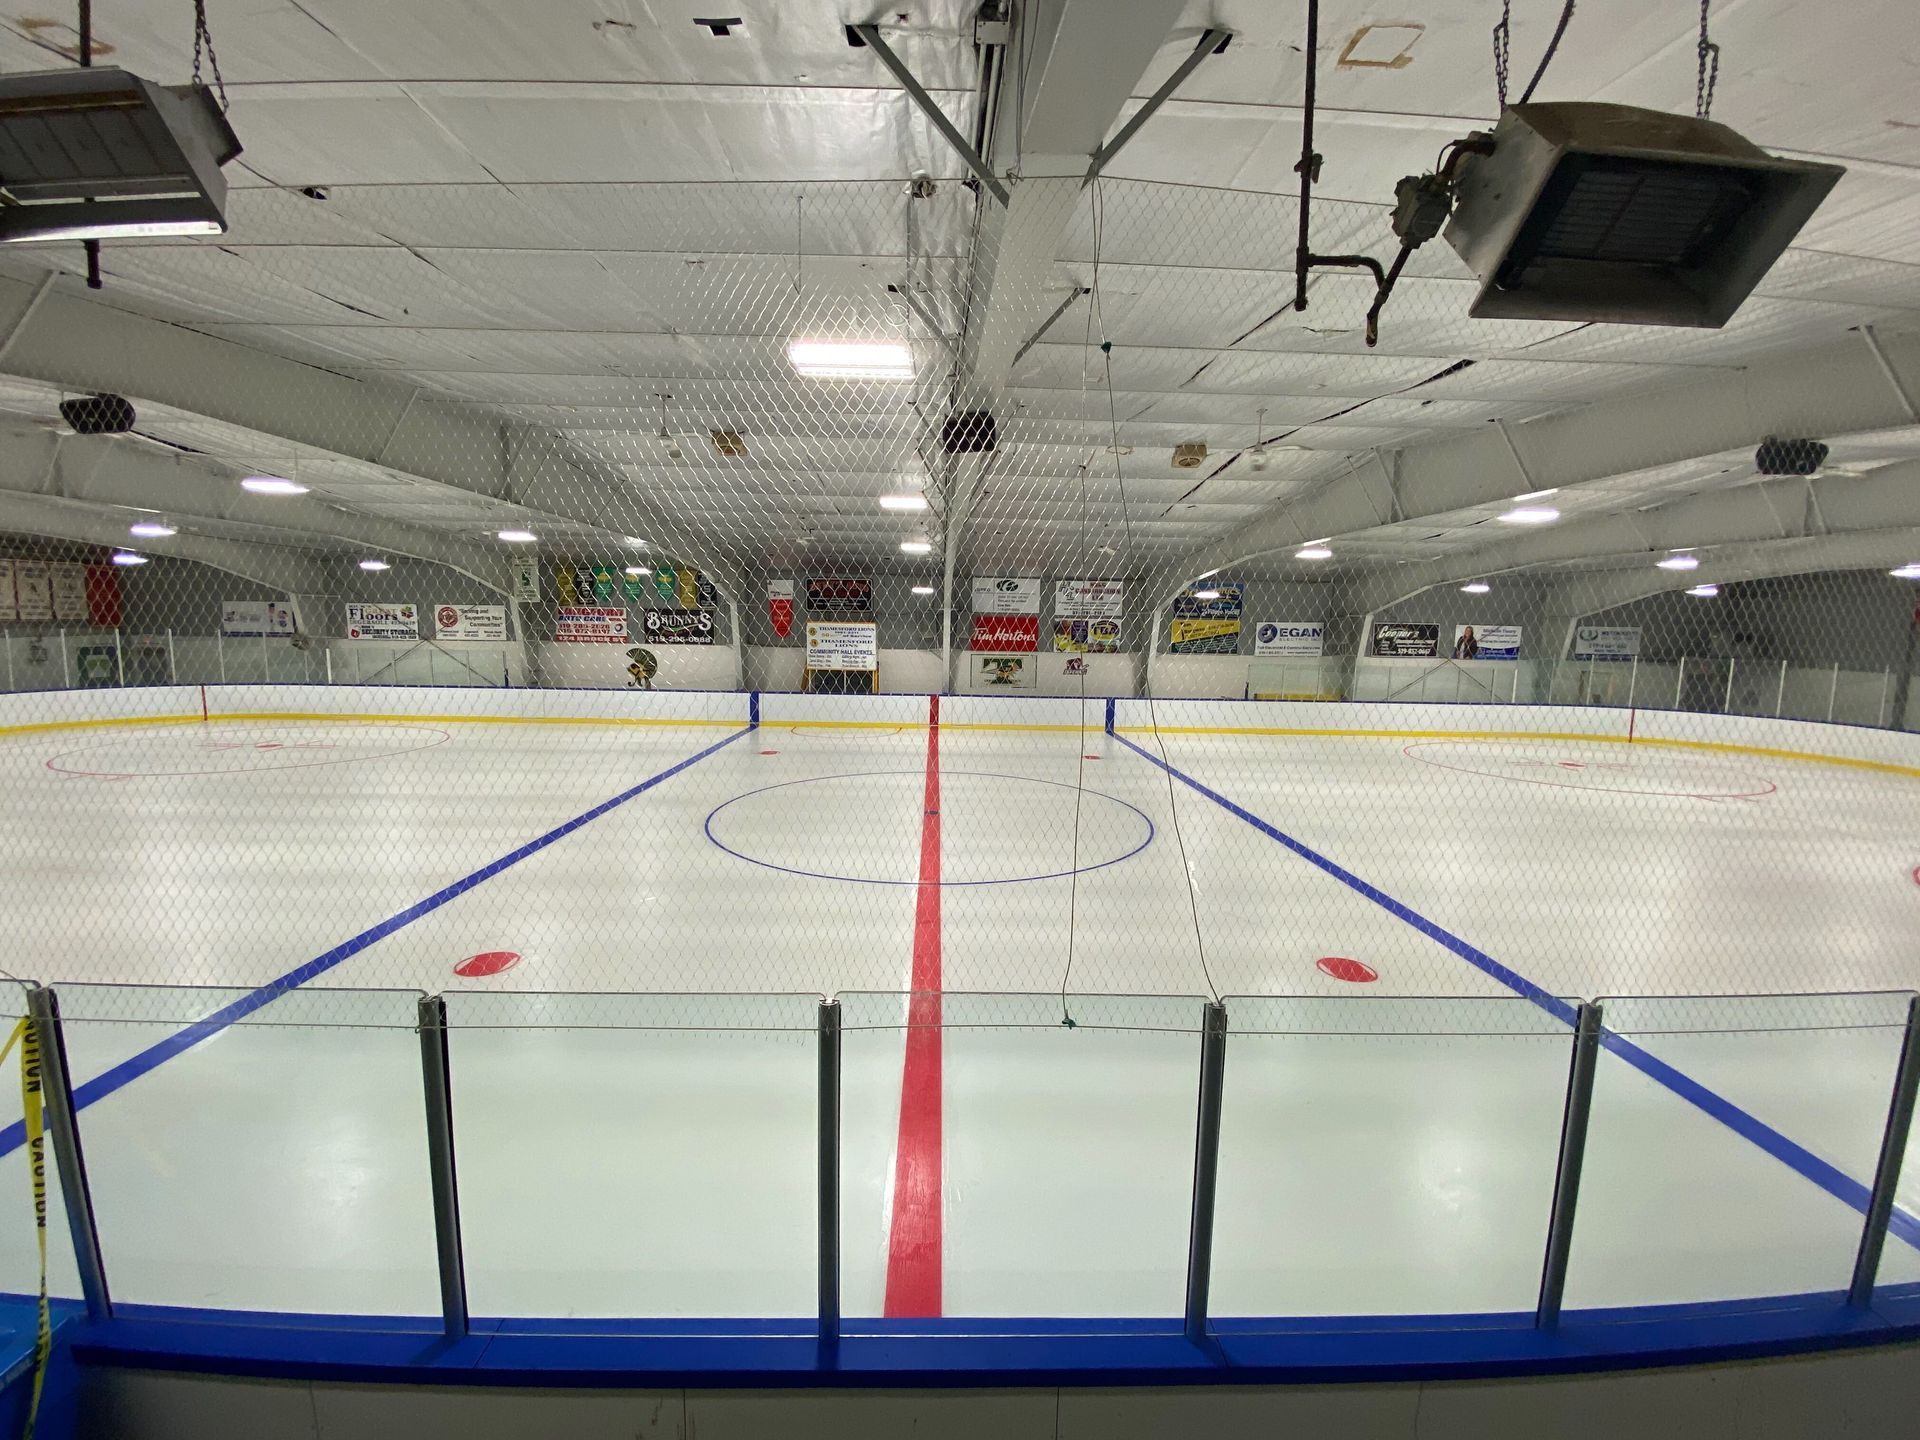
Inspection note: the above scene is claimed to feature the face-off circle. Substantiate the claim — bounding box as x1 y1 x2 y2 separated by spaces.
1317 956 1378 984
45 724 451 779
454 951 522 978
1402 739 1776 800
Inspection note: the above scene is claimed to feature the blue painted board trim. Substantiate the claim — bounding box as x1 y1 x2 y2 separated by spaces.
0 724 753 1160
748 690 760 728
1108 729 1920 1252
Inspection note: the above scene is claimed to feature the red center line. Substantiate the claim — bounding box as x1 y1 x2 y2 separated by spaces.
885 693 943 1317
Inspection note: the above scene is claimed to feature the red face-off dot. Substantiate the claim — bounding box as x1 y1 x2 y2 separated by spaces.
454 951 521 978
1317 956 1378 984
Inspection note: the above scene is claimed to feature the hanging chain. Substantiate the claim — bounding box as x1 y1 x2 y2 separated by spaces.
1492 0 1512 109
1696 0 1719 118
192 0 230 112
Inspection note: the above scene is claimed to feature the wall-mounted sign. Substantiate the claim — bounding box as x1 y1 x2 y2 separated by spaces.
1053 618 1119 653
642 608 716 645
13 561 51 622
970 614 1039 651
435 603 507 641
555 606 628 643
807 577 872 614
49 562 87 621
1454 623 1521 660
1055 578 1125 620
806 620 878 671
768 579 794 638
345 602 419 641
1254 622 1324 657
510 559 540 603
222 599 297 637
1371 622 1439 657
970 576 1041 615
1572 625 1640 661
973 654 1035 689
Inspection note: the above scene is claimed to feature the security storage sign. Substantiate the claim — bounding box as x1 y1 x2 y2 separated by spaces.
970 577 1041 615
345 602 420 640
1454 623 1520 660
806 620 878 671
1054 578 1124 619
1371 622 1439 657
642 608 716 644
1572 625 1641 661
1254 621 1324 657
435 603 507 640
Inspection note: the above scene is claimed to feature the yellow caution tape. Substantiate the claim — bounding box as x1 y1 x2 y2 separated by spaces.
0 1017 48 1440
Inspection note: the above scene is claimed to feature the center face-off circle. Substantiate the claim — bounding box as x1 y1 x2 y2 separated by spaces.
705 769 1154 886
45 724 450 778
1402 739 1776 800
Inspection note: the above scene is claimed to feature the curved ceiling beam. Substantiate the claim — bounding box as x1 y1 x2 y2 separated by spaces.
1550 530 1920 618
0 491 332 593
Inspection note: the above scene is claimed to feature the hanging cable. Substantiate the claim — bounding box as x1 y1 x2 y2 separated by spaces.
1517 0 1576 104
1696 0 1719 119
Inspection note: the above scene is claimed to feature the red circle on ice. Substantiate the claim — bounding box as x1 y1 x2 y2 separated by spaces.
1316 956 1378 984
454 951 521 978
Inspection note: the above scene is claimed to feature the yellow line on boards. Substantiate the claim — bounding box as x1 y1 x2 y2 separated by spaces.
1626 735 1920 782
0 713 202 739
208 711 744 729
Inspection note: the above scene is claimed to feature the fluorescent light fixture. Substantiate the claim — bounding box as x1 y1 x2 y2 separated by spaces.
1197 567 1220 580
496 529 538 543
788 339 914 380
1497 506 1559 525
1656 554 1701 571
899 539 933 555
879 494 928 512
911 585 936 596
1193 588 1222 600
623 536 649 549
128 521 175 538
241 475 306 495
1513 489 1559 502
0 68 244 245
358 558 390 572
110 551 146 566
624 565 651 577
1686 583 1720 597
1461 581 1491 594
1889 564 1920 580
1295 546 1333 560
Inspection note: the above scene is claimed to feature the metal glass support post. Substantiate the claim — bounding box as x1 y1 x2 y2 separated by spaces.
1674 657 1686 709
58 629 70 688
1849 995 1920 1308
1776 659 1787 717
817 999 842 1337
1880 668 1893 728
1626 656 1638 709
165 628 176 685
25 986 111 1322
417 994 469 1340
1828 662 1840 721
1722 657 1737 713
1537 1001 1603 1329
1183 1001 1228 1341
113 629 124 686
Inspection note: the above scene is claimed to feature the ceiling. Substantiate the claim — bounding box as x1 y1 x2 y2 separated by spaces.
0 0 1913 597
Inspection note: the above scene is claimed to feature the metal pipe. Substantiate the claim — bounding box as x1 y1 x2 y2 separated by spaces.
1293 0 1319 310
817 999 842 1337
1674 656 1685 710
417 994 469 1339
1627 655 1638 710
1086 29 1231 184
26 986 111 1322
113 628 124 687
1537 1000 1603 1329
1183 1001 1229 1340
1828 661 1840 722
1775 658 1787 717
1722 657 1736 714
1849 995 1920 1308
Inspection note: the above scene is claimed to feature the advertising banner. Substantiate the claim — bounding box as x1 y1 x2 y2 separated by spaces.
807 576 872 614
805 620 878 671
1170 617 1241 653
642 608 716 645
1454 623 1520 660
970 613 1040 651
768 578 794 638
1371 621 1439 657
555 606 628 643
221 599 297 637
435 603 507 641
970 576 1041 615
50 562 87 621
1055 578 1125 620
1572 625 1641 661
555 565 578 606
1170 582 1243 654
0 560 14 622
345 602 420 641
14 561 51 622
973 654 1036 689
1052 618 1120 653
510 559 540 603
1254 621 1324 657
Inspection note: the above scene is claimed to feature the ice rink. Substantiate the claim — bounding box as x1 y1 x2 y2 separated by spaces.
2 691 1918 1325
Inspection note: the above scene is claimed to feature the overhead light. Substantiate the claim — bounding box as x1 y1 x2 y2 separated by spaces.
1193 588 1222 600
1440 103 1844 327
1889 564 1920 581
911 585 935 596
879 494 928 512
496 529 538 543
358 558 390 572
1295 546 1333 560
899 539 933 555
1461 581 1491 594
1497 506 1558 525
1513 488 1559 502
788 339 914 380
1096 544 1117 556
109 551 146 566
1656 553 1700 571
0 68 244 245
1686 583 1720 597
624 536 649 549
241 475 306 495
1197 567 1220 580
624 565 651 577
128 521 175 538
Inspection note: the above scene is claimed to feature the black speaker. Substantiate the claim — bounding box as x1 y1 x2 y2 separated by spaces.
942 410 997 454
1755 436 1828 476
59 394 136 434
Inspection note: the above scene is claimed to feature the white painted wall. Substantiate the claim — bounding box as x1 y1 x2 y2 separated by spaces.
533 641 739 691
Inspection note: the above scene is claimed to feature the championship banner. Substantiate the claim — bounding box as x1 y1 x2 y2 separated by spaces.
0 560 15 622
1371 621 1439 657
435 603 506 641
642 608 716 645
511 559 540 602
1052 618 1119 653
345 602 420 641
970 576 1041 615
973 654 1035 689
591 564 617 602
555 565 578 606
1572 625 1640 661
970 613 1039 651
555 605 628 643
1255 621 1324 657
1169 617 1240 654
221 599 297 637
13 561 50 622
85 562 124 628
807 576 872 614
1055 578 1125 620
1454 623 1520 660
49 563 86 622
805 620 878 671
768 579 794 638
